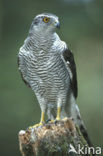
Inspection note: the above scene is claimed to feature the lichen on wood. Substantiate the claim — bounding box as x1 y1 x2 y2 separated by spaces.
18 118 93 156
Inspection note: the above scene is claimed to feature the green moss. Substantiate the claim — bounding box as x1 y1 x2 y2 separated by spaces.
76 125 88 146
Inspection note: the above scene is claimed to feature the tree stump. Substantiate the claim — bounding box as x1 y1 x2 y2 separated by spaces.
18 118 93 156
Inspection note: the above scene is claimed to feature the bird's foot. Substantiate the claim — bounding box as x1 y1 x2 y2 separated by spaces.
47 116 61 124
53 117 61 124
45 117 68 125
29 122 44 129
62 117 68 121
47 119 60 124
47 119 55 123
56 117 61 121
48 117 61 124
55 106 61 122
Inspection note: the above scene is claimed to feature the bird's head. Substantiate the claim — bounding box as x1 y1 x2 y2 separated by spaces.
29 13 60 34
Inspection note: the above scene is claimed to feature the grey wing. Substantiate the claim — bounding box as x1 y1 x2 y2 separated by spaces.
62 48 78 99
18 49 31 88
62 48 94 147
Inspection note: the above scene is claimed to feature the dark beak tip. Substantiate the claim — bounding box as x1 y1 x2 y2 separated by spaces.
56 22 60 29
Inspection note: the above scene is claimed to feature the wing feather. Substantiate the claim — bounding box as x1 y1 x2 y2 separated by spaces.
62 48 78 98
18 49 31 88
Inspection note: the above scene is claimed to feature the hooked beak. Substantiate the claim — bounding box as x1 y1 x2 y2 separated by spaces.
56 22 60 29
54 21 60 29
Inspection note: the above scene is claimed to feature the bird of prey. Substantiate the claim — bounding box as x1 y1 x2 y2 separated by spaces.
18 13 91 146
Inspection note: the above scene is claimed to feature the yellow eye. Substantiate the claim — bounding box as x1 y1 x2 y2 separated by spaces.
43 17 50 23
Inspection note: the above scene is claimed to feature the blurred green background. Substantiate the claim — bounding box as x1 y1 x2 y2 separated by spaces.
0 0 103 155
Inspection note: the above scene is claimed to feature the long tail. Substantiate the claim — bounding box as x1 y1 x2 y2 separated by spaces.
71 103 93 147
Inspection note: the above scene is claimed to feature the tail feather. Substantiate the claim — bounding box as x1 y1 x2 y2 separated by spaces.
79 122 93 147
71 104 93 147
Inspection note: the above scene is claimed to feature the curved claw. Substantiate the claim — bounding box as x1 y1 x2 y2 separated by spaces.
29 122 44 129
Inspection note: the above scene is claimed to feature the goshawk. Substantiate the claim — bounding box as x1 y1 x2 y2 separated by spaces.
18 13 91 146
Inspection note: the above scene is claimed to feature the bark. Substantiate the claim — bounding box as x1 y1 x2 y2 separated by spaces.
18 118 93 156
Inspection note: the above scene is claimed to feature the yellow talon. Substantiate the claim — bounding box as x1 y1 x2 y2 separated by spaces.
29 111 45 129
33 122 43 128
49 119 55 123
56 106 61 120
29 122 43 129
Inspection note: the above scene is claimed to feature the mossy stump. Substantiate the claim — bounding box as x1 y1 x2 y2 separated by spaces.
18 118 92 156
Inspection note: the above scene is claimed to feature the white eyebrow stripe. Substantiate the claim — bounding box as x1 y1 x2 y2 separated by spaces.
36 14 58 21
36 14 50 18
36 15 45 18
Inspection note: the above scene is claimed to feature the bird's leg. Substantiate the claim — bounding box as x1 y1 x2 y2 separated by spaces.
56 106 61 120
34 111 45 127
29 111 45 129
55 96 63 121
55 94 66 121
40 111 45 123
48 106 61 123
